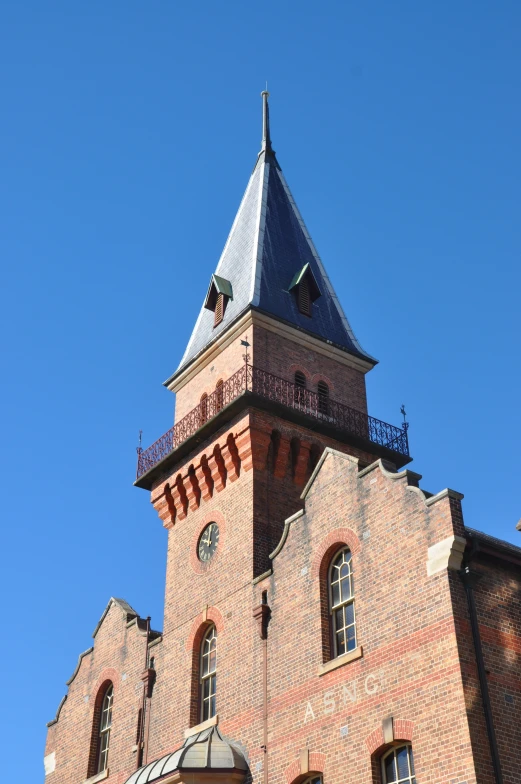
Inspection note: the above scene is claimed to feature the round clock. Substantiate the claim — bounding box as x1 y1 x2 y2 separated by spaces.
198 522 220 562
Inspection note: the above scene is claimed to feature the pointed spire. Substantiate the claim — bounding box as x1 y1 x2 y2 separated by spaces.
260 89 273 154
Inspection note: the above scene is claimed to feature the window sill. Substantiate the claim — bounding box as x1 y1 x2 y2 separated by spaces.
184 713 218 739
318 646 363 676
83 769 109 784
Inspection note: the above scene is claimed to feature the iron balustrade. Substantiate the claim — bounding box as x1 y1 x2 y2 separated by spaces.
136 364 409 479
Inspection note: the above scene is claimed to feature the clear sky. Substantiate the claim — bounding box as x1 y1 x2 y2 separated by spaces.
1 1 520 780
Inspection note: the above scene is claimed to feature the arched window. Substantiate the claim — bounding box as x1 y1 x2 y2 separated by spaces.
317 381 329 415
382 745 416 784
215 379 224 412
294 371 306 405
200 625 217 721
200 393 208 425
329 548 356 656
97 684 113 773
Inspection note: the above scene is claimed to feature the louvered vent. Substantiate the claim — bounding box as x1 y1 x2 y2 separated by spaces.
214 293 225 326
215 379 224 411
298 276 311 316
318 381 329 415
294 371 306 404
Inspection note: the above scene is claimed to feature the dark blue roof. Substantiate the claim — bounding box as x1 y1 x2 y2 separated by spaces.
173 100 375 378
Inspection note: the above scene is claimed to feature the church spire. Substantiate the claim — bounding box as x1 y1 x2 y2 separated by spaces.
260 89 273 155
170 92 376 381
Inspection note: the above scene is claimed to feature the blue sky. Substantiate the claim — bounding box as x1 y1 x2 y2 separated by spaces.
1 2 520 780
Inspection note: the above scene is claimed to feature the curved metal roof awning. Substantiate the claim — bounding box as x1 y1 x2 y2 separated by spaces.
124 726 248 784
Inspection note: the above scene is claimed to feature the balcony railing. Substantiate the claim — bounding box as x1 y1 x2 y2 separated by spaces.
136 364 409 480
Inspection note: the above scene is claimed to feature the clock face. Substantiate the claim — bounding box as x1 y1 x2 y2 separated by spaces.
198 522 220 562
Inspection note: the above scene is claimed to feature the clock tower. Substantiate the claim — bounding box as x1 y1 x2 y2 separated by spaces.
132 90 410 767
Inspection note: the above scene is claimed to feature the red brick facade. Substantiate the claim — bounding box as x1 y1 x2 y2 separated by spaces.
44 383 521 784
44 112 520 784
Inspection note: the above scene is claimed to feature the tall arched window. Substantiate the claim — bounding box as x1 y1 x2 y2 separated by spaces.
97 684 113 773
215 379 224 412
200 625 217 721
329 548 356 656
200 393 208 425
317 381 329 415
294 371 306 405
382 745 416 784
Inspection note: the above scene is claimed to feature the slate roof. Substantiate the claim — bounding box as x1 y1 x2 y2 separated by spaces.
171 93 375 381
123 726 248 784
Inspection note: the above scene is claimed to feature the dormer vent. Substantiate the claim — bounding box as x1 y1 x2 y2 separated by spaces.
288 263 321 317
204 275 233 328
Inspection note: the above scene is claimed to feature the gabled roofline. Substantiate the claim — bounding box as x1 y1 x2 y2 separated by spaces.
92 597 138 638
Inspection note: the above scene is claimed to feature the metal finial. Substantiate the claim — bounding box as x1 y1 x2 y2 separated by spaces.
260 89 272 153
400 405 409 432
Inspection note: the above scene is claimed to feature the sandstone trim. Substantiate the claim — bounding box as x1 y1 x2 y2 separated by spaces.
184 714 219 738
46 694 67 727
318 646 363 676
427 535 467 576
270 509 305 560
65 647 94 686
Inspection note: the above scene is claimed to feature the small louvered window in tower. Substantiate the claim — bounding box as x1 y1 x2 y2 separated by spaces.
289 264 321 318
294 371 307 405
204 275 233 329
214 293 225 326
200 393 208 425
298 275 311 316
317 381 329 415
215 379 224 412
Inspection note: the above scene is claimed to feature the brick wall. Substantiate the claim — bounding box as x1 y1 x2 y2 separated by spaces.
174 323 368 425
44 601 156 784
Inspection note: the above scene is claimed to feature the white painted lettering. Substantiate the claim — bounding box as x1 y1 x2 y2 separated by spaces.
364 674 379 695
304 701 316 723
323 690 335 714
342 681 357 705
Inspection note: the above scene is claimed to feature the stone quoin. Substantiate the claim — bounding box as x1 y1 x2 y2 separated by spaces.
44 92 521 784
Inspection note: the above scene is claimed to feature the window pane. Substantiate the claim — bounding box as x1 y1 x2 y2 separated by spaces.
384 752 396 783
335 607 344 630
340 562 349 577
345 602 355 626
336 630 346 655
347 626 356 650
341 577 352 601
409 749 415 775
331 582 340 606
209 647 216 672
203 678 210 698
397 746 409 780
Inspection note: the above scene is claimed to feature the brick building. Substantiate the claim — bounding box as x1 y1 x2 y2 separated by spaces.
44 93 520 784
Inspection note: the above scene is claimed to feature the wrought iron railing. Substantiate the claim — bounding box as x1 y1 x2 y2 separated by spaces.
136 364 409 479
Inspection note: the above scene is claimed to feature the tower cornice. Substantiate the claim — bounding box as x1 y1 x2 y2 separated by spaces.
165 308 375 394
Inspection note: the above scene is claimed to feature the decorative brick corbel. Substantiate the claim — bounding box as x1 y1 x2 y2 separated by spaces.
171 475 188 521
195 457 213 502
183 469 201 511
151 483 176 529
294 439 312 486
273 434 291 479
236 426 271 472
207 445 226 492
221 435 241 482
